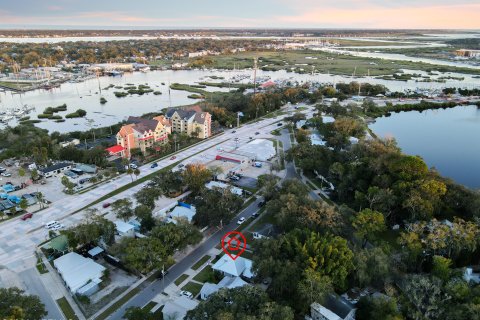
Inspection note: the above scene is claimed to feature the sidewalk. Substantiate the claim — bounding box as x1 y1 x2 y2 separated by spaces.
39 250 86 320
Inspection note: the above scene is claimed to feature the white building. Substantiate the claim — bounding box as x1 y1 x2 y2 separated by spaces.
305 296 356 320
200 275 249 300
115 220 135 238
53 252 106 296
162 296 198 320
211 254 254 279
205 181 243 196
168 205 196 223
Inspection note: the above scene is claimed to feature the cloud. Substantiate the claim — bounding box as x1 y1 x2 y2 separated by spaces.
275 3 480 28
47 6 63 11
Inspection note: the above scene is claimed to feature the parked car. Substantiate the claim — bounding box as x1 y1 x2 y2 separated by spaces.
229 175 240 181
237 217 246 225
180 290 193 299
150 162 158 168
178 164 185 168
102 202 111 208
252 212 259 218
129 163 138 169
51 224 64 231
170 156 177 160
258 200 266 207
45 221 60 229
14 186 21 191
158 270 169 279
232 130 236 133
255 132 260 135
21 213 33 221
249 137 253 140
1 172 11 177
277 123 283 126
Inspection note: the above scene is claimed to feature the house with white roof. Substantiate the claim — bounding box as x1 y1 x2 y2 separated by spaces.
200 275 249 300
53 252 106 296
162 296 198 320
168 205 196 223
115 220 135 238
305 295 356 320
211 254 254 279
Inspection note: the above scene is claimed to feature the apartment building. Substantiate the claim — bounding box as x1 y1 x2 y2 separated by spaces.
116 116 171 158
165 108 211 139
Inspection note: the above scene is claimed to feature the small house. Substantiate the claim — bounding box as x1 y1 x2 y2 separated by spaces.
39 162 73 178
115 220 135 238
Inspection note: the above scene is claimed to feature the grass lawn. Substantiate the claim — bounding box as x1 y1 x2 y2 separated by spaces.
36 256 48 274
142 301 157 312
56 297 79 320
174 274 189 286
153 305 164 319
95 287 140 320
193 266 219 284
181 282 203 297
211 254 222 264
191 255 211 271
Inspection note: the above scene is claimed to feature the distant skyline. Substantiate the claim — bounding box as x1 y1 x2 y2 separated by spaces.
0 0 479 29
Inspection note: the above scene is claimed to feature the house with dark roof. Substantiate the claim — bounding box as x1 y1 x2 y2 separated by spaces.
39 162 73 178
165 108 211 139
115 115 171 158
305 295 356 320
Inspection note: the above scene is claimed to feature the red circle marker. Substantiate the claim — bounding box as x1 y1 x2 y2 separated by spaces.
221 231 247 260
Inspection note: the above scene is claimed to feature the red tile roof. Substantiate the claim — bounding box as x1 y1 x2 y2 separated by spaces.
106 145 125 154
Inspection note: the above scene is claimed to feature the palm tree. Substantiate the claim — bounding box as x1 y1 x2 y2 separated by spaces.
127 168 134 182
36 192 45 209
133 168 140 180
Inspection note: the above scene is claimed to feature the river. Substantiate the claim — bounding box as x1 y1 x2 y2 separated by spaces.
369 105 480 189
1 69 479 133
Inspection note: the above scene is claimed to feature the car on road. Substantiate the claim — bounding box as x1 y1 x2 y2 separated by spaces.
45 221 60 229
180 290 193 299
249 137 253 140
102 202 111 208
51 224 64 231
232 130 236 133
255 132 260 135
237 217 246 225
178 164 185 168
252 212 259 218
1 172 11 177
258 200 266 207
150 162 158 168
21 213 33 221
170 156 177 160
277 123 283 126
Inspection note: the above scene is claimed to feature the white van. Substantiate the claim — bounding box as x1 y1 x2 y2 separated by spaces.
45 221 60 229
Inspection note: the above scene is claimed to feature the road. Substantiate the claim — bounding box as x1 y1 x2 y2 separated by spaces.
109 196 264 320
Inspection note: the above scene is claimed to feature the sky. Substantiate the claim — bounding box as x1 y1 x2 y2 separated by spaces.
0 0 479 29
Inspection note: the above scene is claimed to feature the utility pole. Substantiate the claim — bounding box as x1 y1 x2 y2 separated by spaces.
253 57 258 96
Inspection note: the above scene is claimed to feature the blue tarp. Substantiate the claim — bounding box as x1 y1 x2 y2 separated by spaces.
0 193 7 199
178 202 191 209
7 195 21 204
2 184 14 193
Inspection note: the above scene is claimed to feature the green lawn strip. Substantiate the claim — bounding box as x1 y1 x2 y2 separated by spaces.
95 287 141 320
181 282 203 297
174 274 189 286
73 139 229 214
142 301 157 311
36 256 48 274
191 255 211 271
152 305 164 318
56 297 79 320
211 254 222 264
193 266 219 284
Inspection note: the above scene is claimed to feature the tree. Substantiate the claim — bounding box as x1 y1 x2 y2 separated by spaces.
126 168 134 182
36 192 46 209
134 205 155 233
356 295 404 320
123 237 172 274
134 187 161 209
19 198 28 211
402 275 450 320
133 168 140 180
0 287 46 320
124 307 156 320
185 286 294 320
431 255 452 282
61 176 75 194
61 212 115 248
151 170 184 196
111 198 133 221
18 167 26 182
150 220 202 255
30 169 39 181
352 209 386 247
297 269 333 311
353 247 390 288
182 163 211 194
193 188 243 227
